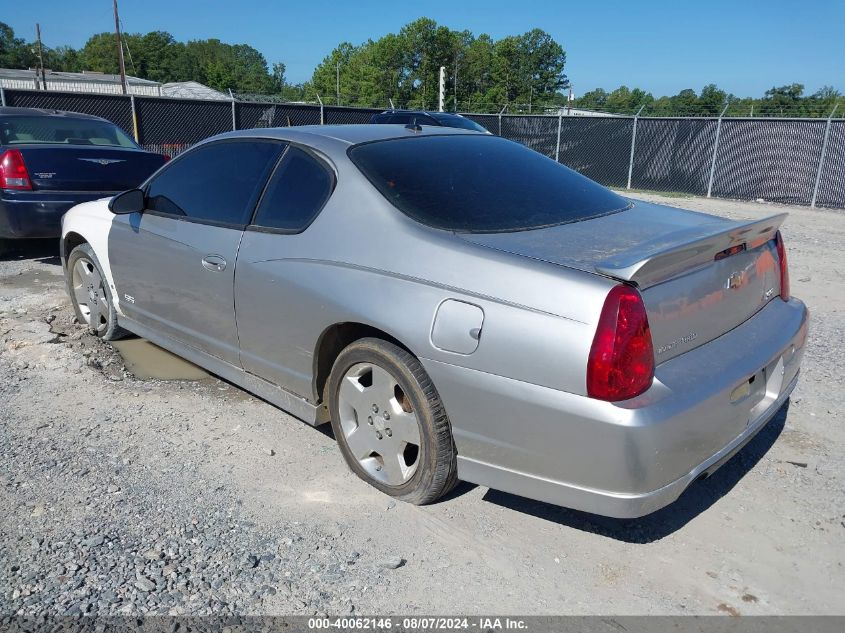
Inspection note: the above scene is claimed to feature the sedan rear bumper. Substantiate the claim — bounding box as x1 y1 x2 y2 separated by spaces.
423 297 808 518
0 191 114 239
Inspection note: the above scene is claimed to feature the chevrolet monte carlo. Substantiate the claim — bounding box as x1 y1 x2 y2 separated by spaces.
60 124 808 518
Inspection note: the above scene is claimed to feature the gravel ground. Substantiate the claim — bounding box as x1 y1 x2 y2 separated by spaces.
1 193 843 617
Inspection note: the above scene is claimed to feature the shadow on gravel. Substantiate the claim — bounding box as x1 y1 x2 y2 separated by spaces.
482 400 790 543
1 238 61 265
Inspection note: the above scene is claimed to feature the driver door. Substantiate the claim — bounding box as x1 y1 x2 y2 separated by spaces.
107 139 284 365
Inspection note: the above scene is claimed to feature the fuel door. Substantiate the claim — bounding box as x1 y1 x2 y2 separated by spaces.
431 299 484 355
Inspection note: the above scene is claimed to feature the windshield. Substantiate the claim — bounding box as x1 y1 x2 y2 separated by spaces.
0 116 138 148
433 115 489 133
348 135 630 233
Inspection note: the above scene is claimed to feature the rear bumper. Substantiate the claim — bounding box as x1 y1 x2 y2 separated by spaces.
0 191 114 239
423 297 809 518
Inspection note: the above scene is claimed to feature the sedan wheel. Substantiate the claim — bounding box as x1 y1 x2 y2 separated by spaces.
328 337 458 505
337 361 422 486
72 257 109 335
65 243 127 341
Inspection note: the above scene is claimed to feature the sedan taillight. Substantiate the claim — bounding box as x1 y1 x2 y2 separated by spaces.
774 230 790 301
0 149 32 190
587 284 655 401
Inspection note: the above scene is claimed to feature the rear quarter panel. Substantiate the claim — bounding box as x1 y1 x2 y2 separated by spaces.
234 175 614 403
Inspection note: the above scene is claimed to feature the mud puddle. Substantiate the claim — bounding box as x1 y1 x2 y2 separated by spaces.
111 338 209 380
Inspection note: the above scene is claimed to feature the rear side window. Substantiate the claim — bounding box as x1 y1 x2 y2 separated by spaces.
251 147 334 232
0 115 137 148
432 114 489 133
146 140 283 226
348 135 629 233
387 113 439 126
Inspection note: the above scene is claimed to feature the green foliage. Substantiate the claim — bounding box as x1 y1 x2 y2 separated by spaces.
1 22 37 69
310 18 568 110
1 21 278 94
574 82 842 117
2 20 841 117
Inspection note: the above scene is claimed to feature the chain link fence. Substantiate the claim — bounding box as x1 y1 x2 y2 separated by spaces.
558 116 635 188
630 118 718 195
2 87 844 209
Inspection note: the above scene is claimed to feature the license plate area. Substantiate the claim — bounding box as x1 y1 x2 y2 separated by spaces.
730 355 786 426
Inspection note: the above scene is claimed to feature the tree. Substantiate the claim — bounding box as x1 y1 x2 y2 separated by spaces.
761 83 805 115
309 18 567 111
698 83 727 115
0 22 37 69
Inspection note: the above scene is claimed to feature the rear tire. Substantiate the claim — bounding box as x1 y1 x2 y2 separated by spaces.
328 337 458 505
66 243 128 341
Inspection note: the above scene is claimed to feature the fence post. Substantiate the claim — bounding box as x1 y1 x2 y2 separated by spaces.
626 105 645 190
0 87 5 107
555 108 563 162
316 94 324 125
811 104 839 208
706 103 730 198
498 104 507 136
228 89 237 131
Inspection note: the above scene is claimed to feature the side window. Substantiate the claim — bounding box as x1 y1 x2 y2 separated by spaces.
251 147 334 232
146 141 283 226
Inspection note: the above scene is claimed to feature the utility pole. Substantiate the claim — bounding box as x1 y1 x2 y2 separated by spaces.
35 24 47 90
113 0 128 94
336 62 340 106
453 55 458 112
438 66 445 112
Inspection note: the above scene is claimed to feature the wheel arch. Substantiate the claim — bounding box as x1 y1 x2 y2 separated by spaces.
61 231 88 265
312 321 413 404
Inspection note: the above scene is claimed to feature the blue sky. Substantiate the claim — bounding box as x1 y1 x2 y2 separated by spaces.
4 0 843 97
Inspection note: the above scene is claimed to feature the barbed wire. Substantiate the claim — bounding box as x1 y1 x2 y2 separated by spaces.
230 92 844 118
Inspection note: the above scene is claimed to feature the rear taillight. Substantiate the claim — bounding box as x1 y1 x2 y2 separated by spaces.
0 149 32 190
774 230 790 301
587 284 655 401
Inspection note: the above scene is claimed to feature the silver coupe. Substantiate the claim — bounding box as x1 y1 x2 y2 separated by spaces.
60 124 808 518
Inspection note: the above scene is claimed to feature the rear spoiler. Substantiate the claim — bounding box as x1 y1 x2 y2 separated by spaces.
595 213 787 288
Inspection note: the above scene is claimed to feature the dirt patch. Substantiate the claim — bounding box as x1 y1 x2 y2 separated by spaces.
111 339 209 380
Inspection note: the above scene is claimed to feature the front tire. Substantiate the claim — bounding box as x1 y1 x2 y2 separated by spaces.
328 338 458 505
66 243 127 341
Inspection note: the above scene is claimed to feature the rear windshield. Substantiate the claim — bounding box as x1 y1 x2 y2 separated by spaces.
0 116 138 148
431 114 489 133
348 135 629 232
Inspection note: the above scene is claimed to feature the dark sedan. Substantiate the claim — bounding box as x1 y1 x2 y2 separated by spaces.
0 107 167 251
370 109 489 133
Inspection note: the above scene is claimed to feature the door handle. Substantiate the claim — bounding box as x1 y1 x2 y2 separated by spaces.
201 255 227 272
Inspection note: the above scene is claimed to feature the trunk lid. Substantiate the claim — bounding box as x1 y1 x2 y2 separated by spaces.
457 200 786 363
16 145 166 192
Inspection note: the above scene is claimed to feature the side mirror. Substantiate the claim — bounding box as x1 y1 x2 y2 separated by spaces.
108 189 145 215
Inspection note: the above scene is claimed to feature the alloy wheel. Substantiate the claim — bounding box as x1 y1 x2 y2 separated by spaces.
337 361 422 486
71 257 109 335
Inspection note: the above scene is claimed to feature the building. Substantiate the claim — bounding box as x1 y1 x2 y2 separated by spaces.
159 81 230 101
0 68 228 101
